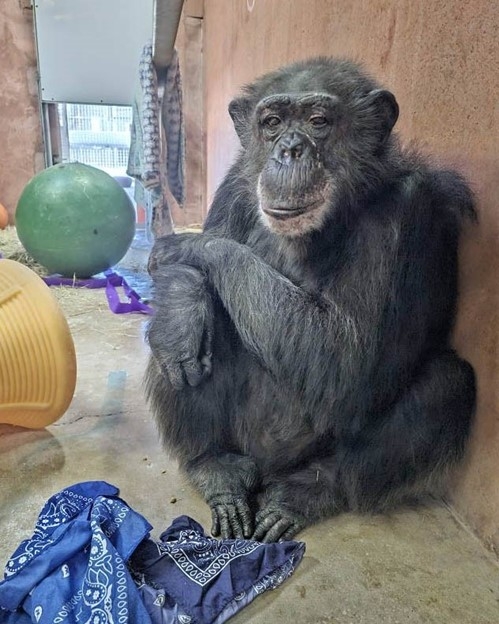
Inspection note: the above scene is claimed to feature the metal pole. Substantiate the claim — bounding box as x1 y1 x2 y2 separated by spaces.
153 0 185 71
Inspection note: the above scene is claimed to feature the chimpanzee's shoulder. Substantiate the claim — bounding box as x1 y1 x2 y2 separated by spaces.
396 156 476 223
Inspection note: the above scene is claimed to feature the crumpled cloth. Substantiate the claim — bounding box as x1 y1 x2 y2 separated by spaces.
130 516 305 624
0 482 153 623
127 42 185 238
0 482 305 624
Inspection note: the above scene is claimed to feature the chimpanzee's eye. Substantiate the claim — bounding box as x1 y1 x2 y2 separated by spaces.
262 115 282 128
309 115 328 127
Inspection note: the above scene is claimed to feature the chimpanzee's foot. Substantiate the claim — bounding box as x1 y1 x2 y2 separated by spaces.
208 492 254 539
252 503 307 542
184 453 260 539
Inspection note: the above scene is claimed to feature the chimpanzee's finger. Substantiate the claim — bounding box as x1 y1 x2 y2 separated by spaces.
218 506 233 539
200 353 213 377
252 510 281 542
182 359 205 387
229 507 244 539
278 524 301 542
235 500 254 539
211 507 221 537
261 518 294 543
163 362 185 390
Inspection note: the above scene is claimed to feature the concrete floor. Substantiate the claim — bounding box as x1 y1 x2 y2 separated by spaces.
1 263 499 623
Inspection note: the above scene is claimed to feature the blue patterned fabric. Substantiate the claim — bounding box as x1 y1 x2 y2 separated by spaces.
130 516 305 624
0 482 153 623
0 484 305 624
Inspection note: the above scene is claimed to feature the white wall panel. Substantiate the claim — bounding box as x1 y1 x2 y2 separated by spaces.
34 0 154 105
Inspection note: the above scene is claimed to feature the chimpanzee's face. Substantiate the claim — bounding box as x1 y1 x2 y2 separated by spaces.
229 75 399 237
253 92 339 236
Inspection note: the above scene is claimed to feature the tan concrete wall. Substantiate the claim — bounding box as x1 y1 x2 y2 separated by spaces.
0 1 43 222
204 0 499 553
170 0 205 228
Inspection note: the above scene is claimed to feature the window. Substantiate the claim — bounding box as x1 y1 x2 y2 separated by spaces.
58 104 133 177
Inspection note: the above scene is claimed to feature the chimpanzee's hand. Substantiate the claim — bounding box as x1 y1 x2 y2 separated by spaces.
148 233 209 274
147 264 214 389
186 453 259 540
208 493 254 540
252 504 307 543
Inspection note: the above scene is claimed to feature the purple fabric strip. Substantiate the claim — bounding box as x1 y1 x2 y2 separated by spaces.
104 272 154 315
42 271 154 315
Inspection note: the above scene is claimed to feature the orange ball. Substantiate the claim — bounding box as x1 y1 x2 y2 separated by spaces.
0 203 8 229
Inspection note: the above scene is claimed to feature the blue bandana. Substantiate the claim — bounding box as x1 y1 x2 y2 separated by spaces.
130 516 305 623
0 481 153 623
0 482 305 623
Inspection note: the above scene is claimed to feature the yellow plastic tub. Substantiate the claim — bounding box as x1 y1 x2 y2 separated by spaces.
0 259 76 428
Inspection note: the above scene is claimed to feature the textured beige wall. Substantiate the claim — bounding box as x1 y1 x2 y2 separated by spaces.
0 1 43 222
204 0 499 553
171 3 205 228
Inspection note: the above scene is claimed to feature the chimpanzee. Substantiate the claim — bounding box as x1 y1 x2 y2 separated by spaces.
145 57 476 543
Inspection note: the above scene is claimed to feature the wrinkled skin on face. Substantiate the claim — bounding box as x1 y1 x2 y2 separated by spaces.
228 65 399 237
254 93 338 236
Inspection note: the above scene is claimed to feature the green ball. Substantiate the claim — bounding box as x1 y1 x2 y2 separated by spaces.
16 162 136 277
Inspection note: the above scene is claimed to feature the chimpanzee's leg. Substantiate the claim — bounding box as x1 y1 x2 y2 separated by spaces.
145 271 261 539
254 350 475 542
146 352 261 538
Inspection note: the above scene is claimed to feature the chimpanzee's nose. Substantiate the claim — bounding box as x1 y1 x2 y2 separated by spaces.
282 137 303 159
274 133 309 164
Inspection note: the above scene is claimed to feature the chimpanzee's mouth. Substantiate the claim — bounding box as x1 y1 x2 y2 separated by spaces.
263 199 322 220
264 207 307 219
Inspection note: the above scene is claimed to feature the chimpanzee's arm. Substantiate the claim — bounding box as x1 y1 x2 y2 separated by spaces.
147 264 214 389
151 232 381 419
151 172 468 419
147 162 259 388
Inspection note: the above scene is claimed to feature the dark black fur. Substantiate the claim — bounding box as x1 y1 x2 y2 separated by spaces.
145 58 476 542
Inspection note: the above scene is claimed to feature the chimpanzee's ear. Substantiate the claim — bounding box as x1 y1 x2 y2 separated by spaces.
228 96 253 147
364 89 399 142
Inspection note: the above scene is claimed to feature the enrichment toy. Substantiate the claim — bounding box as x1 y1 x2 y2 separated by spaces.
0 259 76 428
16 162 135 277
